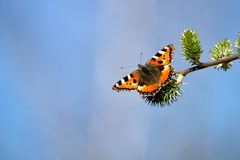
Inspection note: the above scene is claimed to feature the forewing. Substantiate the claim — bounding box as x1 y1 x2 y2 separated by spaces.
146 44 174 66
112 71 139 92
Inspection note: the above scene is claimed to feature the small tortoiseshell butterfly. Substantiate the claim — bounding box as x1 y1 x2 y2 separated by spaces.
112 44 174 97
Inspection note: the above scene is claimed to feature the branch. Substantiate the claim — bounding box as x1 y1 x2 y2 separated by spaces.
176 54 240 76
145 30 240 106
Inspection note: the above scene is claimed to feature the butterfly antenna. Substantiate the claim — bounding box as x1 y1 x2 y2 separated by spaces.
120 65 135 69
140 52 143 64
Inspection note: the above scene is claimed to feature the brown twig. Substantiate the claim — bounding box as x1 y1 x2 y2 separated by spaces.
176 54 240 77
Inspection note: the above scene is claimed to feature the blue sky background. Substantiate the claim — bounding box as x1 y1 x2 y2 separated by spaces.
0 0 240 160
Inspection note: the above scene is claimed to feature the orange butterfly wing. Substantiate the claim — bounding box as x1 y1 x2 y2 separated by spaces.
146 44 174 66
159 65 173 86
112 71 139 92
137 83 160 97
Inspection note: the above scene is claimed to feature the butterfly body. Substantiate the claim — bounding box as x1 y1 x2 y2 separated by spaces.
138 64 161 85
113 44 174 97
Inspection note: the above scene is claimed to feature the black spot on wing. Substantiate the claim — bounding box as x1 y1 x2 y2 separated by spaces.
155 52 162 57
151 58 156 61
118 80 122 85
158 60 163 64
161 48 167 52
123 76 128 82
133 79 137 83
130 74 134 78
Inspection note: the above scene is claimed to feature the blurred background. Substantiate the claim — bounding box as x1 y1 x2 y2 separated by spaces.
0 0 240 160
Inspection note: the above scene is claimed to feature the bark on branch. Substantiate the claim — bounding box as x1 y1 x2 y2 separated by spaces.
176 54 240 77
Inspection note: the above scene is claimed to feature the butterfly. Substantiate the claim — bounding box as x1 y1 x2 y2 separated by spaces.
112 44 174 97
